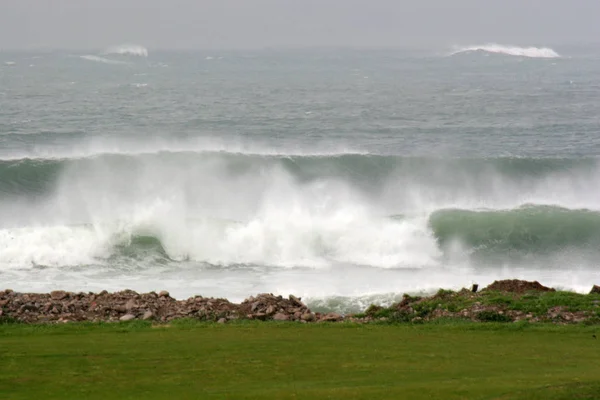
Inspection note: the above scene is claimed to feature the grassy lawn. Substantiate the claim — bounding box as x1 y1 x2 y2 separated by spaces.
1 321 599 399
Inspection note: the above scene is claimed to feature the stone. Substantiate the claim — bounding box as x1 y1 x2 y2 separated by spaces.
301 313 314 322
19 304 38 313
0 309 3 316
120 314 136 322
289 295 304 307
590 285 600 295
254 312 267 320
217 318 227 324
112 305 127 313
158 290 170 298
265 305 276 315
320 313 342 322
4 289 13 294
142 311 154 320
125 299 137 311
273 313 289 321
251 302 260 312
50 290 68 300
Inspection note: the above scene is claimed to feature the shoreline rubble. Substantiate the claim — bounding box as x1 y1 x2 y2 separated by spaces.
1 280 599 325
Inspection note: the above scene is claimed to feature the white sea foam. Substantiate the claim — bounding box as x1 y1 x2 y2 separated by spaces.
451 44 561 58
2 146 600 307
104 44 148 57
79 55 128 65
0 136 369 161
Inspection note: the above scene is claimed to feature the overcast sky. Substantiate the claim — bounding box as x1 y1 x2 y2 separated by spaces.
1 0 598 50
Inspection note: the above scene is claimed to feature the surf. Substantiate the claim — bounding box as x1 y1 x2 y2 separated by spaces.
104 44 149 57
450 44 561 58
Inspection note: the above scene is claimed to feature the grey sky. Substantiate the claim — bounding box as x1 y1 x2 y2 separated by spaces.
1 0 598 50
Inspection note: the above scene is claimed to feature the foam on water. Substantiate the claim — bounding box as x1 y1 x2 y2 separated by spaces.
79 55 129 65
104 44 149 57
0 136 369 162
451 44 561 58
2 48 600 311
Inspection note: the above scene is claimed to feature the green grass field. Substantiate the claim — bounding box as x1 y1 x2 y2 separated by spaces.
1 321 600 399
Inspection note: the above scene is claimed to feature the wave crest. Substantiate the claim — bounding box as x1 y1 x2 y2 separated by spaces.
104 44 148 57
79 55 128 65
451 44 560 58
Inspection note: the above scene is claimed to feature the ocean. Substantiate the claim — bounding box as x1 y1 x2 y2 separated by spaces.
1 44 600 312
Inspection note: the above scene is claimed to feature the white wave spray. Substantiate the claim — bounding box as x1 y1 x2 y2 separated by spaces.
451 44 561 58
2 151 600 305
79 55 128 65
104 44 149 57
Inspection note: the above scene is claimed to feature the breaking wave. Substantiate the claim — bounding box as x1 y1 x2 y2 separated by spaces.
1 151 600 270
451 44 561 58
79 55 128 65
104 44 149 57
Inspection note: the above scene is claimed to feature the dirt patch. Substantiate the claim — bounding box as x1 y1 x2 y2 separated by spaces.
483 280 555 294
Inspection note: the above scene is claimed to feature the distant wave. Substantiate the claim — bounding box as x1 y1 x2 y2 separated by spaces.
104 44 148 57
0 138 368 162
451 44 560 58
79 55 128 65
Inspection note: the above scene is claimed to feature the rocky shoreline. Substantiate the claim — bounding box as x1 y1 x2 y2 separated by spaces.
1 280 600 325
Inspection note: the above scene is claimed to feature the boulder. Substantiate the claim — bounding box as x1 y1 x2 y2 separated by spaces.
301 313 315 322
590 285 600 295
320 313 342 322
158 290 170 298
273 313 289 321
119 314 136 322
125 299 137 311
50 290 68 300
142 311 154 320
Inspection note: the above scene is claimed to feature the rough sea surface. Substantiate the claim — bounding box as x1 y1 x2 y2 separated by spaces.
2 44 600 312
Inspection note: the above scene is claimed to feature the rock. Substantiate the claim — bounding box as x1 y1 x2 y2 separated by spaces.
251 302 260 312
590 285 600 294
4 289 13 294
142 311 154 320
273 313 289 321
0 309 3 316
19 304 38 313
265 305 276 315
120 314 136 322
158 290 170 298
254 312 267 320
125 299 137 311
217 318 227 324
112 305 127 313
301 313 314 322
320 313 342 322
289 295 304 307
50 290 68 300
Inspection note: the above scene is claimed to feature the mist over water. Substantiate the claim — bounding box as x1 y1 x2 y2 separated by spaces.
2 46 600 311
